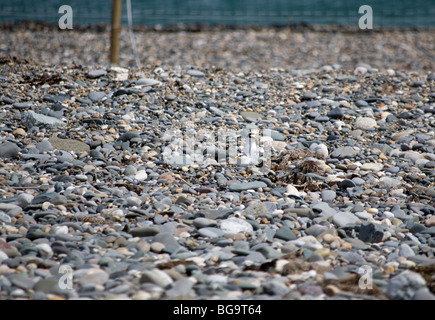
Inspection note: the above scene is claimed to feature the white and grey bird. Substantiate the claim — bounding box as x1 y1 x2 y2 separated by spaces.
238 133 260 166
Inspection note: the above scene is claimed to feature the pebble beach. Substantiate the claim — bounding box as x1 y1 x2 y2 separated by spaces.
0 24 434 300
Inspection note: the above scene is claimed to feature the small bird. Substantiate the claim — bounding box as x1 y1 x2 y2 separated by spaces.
238 133 260 166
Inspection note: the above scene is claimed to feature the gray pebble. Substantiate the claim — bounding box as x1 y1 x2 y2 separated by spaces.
387 270 427 300
88 91 106 102
22 111 65 129
229 181 267 192
275 225 296 241
129 227 160 237
0 142 20 158
358 222 385 243
198 227 224 238
332 212 360 228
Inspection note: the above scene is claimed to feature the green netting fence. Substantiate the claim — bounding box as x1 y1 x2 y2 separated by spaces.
0 0 434 27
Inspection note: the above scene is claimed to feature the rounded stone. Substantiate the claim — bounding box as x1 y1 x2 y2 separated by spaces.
332 212 360 228
150 242 165 253
129 227 160 237
354 117 377 130
220 218 254 236
321 190 336 202
0 142 20 158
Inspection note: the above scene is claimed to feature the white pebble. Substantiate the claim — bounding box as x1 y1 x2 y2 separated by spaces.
135 170 148 181
383 211 394 218
354 66 368 76
76 174 88 181
285 185 300 197
54 225 69 235
36 243 53 256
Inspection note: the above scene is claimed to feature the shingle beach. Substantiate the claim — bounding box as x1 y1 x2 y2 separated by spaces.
0 24 434 300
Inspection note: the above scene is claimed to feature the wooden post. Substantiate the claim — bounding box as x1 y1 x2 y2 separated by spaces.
110 0 122 65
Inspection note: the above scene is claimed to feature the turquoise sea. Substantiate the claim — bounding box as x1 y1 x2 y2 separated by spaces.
0 0 434 27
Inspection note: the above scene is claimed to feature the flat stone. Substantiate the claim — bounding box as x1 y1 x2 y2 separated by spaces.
256 246 282 260
392 129 415 141
129 227 160 237
355 211 372 220
13 102 33 109
0 212 12 223
140 269 173 287
193 218 217 229
421 227 435 236
354 117 377 130
49 194 68 205
166 278 194 298
137 78 161 86
0 142 20 158
339 179 356 189
0 203 23 217
355 100 368 107
187 70 205 77
312 202 338 219
88 91 106 102
399 243 415 258
209 106 226 117
290 236 323 251
284 207 311 217
34 278 60 294
331 146 358 159
302 91 317 100
78 268 109 286
360 163 384 171
379 177 402 187
118 131 140 142
229 181 267 192
202 208 233 220
153 232 180 253
22 111 65 129
338 251 367 264
31 192 58 204
35 140 53 153
270 131 285 141
285 185 301 197
327 107 344 119
245 251 266 263
275 225 296 241
197 227 224 238
124 165 137 176
332 212 360 228
220 218 254 235
88 69 107 79
243 202 267 217
240 111 262 120
49 136 90 153
425 216 435 227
